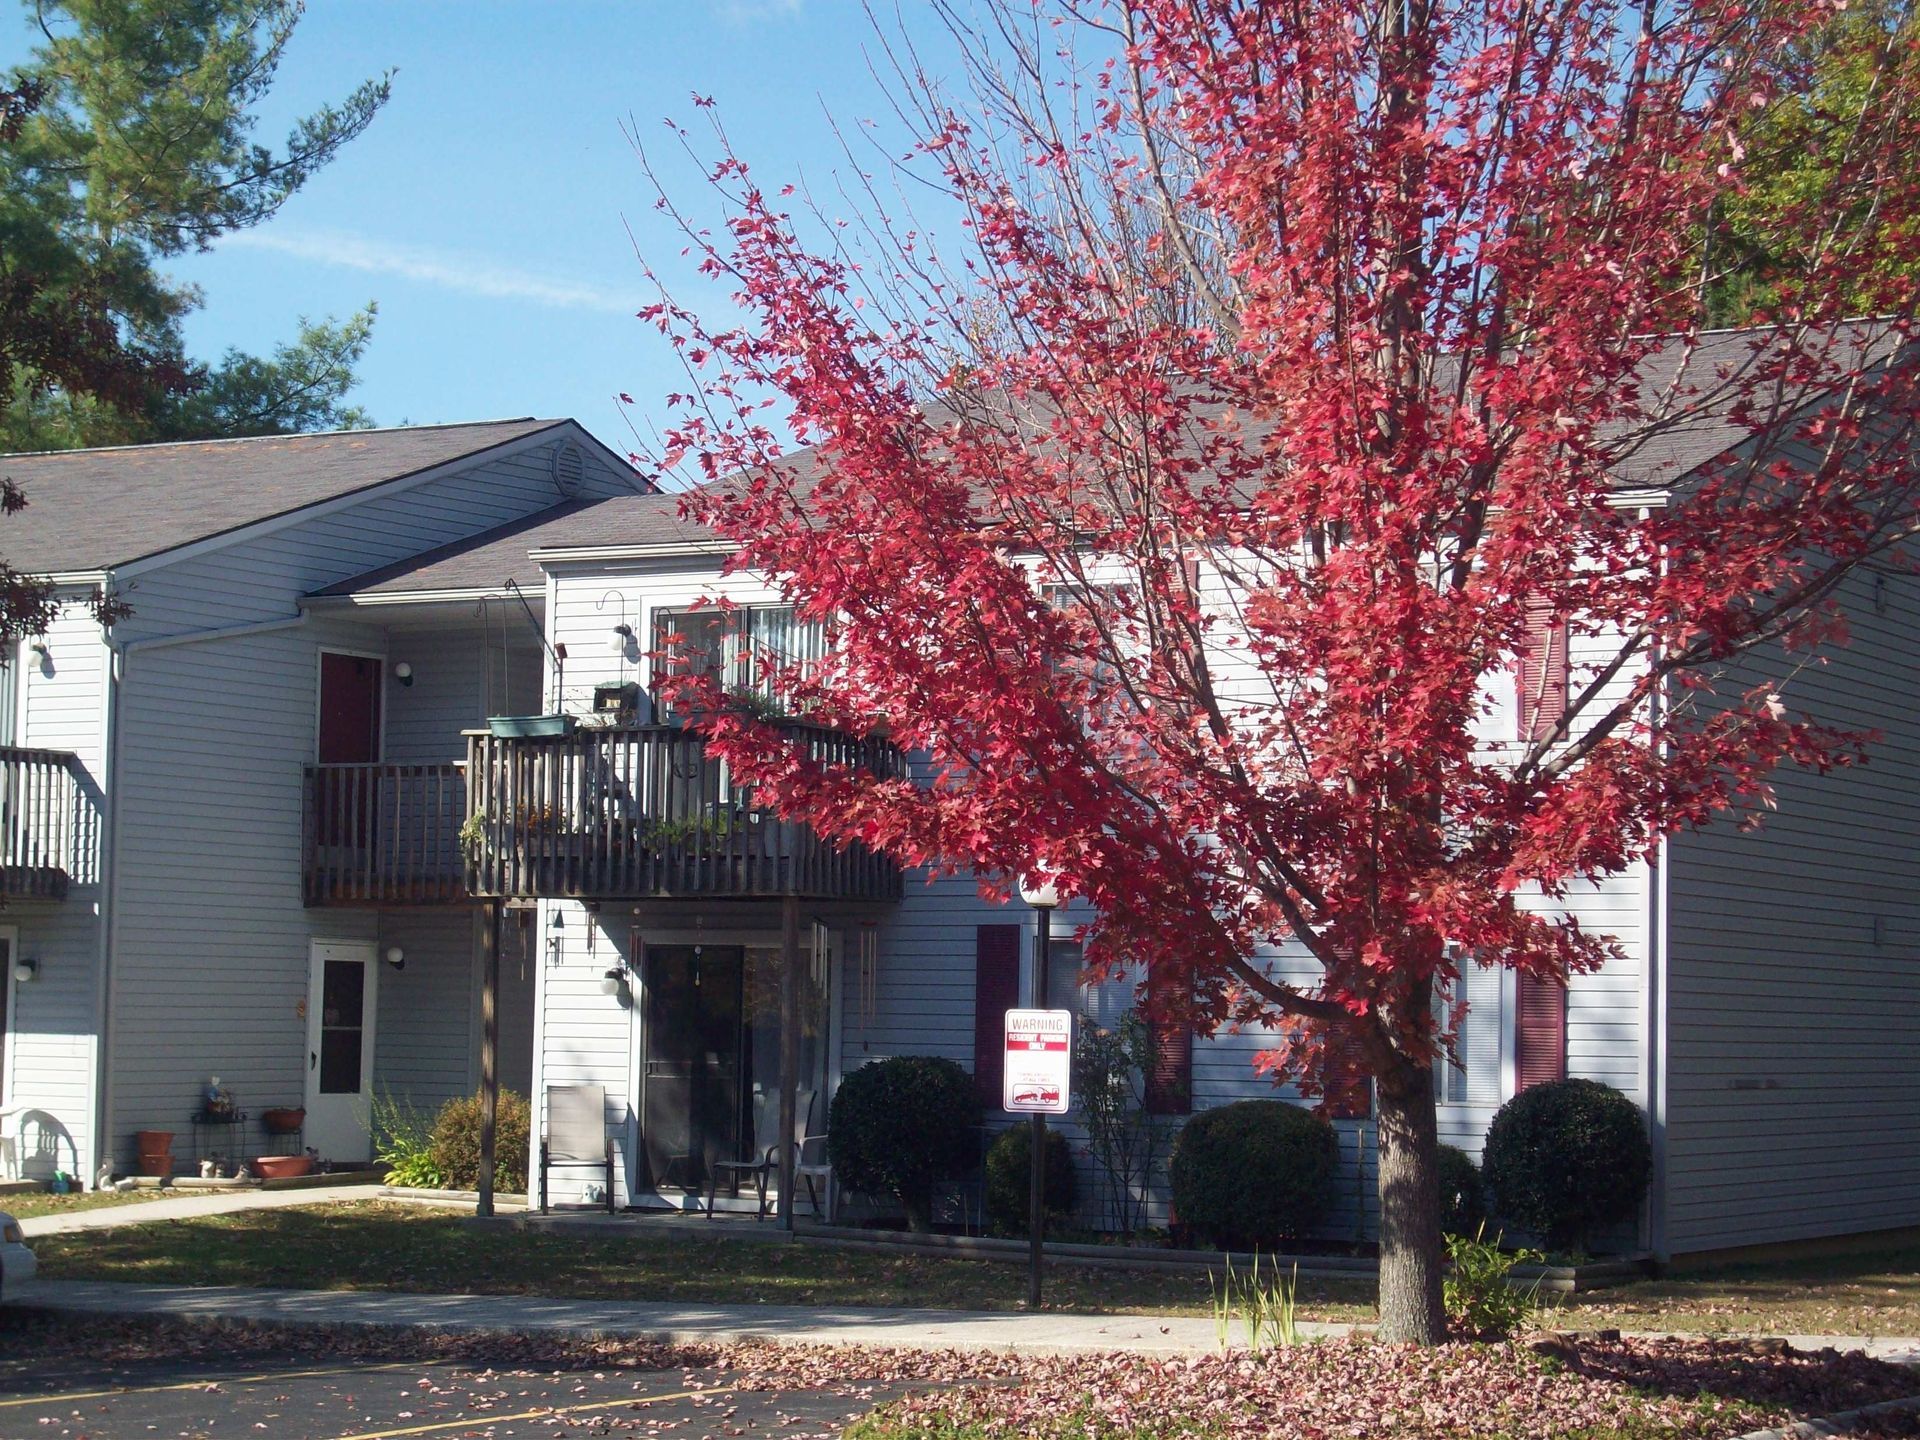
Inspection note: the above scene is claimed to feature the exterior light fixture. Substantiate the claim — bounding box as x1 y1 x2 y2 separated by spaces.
1017 874 1061 910
12 957 37 984
384 946 406 971
393 661 414 688
600 966 631 1002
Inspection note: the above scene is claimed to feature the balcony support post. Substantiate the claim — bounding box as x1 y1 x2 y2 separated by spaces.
478 898 502 1219
778 892 800 1231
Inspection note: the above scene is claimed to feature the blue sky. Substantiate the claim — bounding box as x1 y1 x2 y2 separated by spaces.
5 1 950 455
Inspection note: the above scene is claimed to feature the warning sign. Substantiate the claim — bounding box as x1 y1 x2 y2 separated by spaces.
1003 1008 1073 1114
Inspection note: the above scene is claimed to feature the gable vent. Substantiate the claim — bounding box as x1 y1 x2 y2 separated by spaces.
552 442 585 498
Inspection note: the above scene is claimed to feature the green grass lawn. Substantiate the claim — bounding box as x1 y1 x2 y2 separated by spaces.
1 1187 175 1221
31 1199 1376 1318
30 1199 1920 1337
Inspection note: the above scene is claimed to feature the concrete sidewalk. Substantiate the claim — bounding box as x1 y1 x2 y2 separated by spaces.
16 1184 382 1238
19 1278 1920 1362
22 1277 1335 1356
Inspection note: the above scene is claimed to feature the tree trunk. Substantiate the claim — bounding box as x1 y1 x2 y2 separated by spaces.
1374 1058 1447 1344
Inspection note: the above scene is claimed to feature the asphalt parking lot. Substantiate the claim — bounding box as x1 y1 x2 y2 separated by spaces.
0 1343 899 1439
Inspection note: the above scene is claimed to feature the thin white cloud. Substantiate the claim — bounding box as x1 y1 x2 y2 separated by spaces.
222 228 635 316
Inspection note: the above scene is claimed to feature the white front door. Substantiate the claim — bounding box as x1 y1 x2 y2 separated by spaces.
306 940 378 1163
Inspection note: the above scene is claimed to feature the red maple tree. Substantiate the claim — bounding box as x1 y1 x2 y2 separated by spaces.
633 0 1920 1341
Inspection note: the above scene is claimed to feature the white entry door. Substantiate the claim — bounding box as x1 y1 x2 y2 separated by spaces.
306 940 378 1163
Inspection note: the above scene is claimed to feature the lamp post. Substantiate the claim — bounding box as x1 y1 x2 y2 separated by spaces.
1017 873 1060 1310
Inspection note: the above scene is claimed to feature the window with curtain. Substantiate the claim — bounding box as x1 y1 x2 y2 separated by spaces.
1431 956 1503 1106
652 605 826 711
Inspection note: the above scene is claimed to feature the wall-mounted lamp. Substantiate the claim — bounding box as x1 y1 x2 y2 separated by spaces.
12 957 37 984
384 946 406 971
393 661 414 688
611 622 635 654
599 965 631 1002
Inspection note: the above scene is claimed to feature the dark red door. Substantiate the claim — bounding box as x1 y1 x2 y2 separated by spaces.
317 653 382 854
318 653 381 764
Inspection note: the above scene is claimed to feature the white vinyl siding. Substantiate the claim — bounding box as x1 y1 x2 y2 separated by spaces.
1663 564 1920 1256
100 439 632 1167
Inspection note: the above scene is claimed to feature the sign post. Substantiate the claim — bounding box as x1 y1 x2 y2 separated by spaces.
1004 1005 1072 1308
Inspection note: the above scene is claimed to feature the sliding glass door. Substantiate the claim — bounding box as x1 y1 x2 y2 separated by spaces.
637 938 832 1200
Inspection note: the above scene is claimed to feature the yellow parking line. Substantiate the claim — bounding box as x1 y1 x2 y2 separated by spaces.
0 1360 416 1409
325 1384 740 1440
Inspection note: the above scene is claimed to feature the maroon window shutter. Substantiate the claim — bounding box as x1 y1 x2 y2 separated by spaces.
974 925 1022 1108
1319 1029 1372 1121
1514 973 1568 1091
1516 601 1569 742
1143 959 1193 1116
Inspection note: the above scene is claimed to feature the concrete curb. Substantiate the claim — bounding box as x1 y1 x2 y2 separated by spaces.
1727 1393 1920 1440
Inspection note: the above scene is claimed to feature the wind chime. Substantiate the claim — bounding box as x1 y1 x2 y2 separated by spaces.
857 922 879 1033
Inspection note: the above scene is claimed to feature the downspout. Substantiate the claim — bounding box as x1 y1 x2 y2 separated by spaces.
1641 516 1670 1263
89 615 121 1188
95 609 310 1182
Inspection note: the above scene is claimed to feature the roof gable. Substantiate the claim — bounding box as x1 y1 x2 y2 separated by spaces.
0 418 574 574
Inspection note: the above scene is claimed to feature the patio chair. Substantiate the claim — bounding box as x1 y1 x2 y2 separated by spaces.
793 1091 833 1222
705 1089 780 1220
539 1084 614 1215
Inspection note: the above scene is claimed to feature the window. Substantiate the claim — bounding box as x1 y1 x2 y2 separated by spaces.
652 605 825 711
1431 954 1503 1106
1432 983 1469 1105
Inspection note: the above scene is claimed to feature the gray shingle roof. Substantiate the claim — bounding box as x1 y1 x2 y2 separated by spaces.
306 322 1912 600
310 491 718 597
0 418 569 573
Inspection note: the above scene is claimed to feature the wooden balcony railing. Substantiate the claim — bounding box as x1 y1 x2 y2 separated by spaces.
0 745 78 900
303 763 469 906
464 722 904 903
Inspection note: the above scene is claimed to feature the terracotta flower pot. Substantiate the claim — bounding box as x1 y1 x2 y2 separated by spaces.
251 1154 313 1180
260 1108 306 1136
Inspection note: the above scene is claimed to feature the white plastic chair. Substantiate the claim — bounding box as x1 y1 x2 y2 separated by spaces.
0 1104 28 1182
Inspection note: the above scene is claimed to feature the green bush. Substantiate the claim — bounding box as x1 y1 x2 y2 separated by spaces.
984 1123 1077 1236
1482 1078 1651 1252
427 1089 531 1195
1169 1100 1338 1250
1438 1144 1487 1238
1444 1225 1545 1339
372 1091 445 1190
828 1056 981 1232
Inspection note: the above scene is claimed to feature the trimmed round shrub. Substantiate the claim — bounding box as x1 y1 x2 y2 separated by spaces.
428 1089 531 1195
1437 1143 1487 1238
1482 1078 1651 1252
984 1123 1077 1236
1169 1100 1338 1250
828 1056 981 1232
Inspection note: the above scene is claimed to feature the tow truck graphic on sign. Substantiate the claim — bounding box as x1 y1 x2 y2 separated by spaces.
1002 1008 1073 1114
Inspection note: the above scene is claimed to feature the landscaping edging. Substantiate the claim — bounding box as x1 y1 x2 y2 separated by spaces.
381 1185 529 1210
1728 1393 1920 1440
791 1222 1650 1293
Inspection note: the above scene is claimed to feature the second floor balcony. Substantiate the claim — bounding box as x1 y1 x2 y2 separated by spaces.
0 745 84 901
463 721 904 904
303 762 469 906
